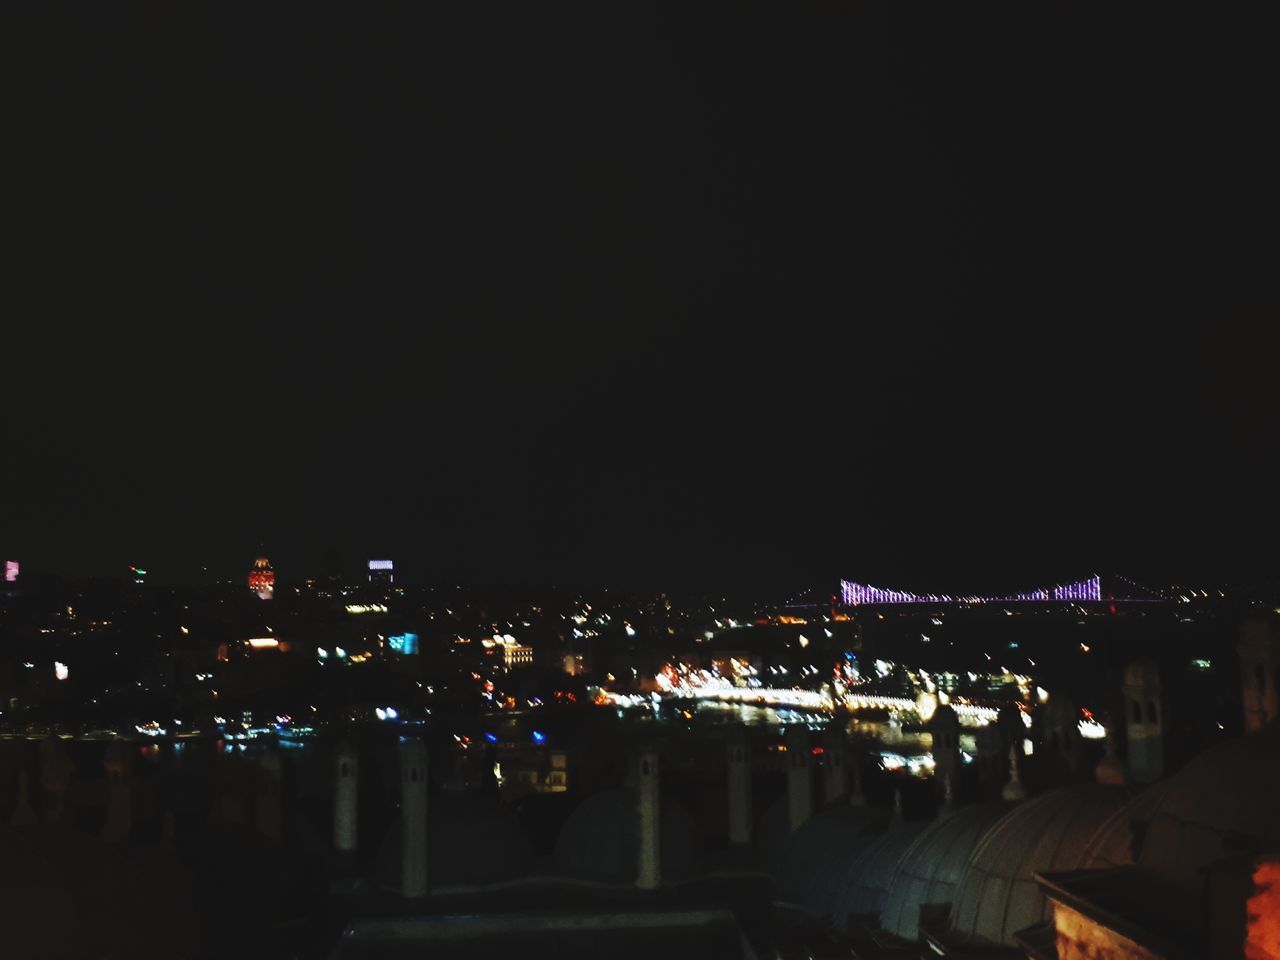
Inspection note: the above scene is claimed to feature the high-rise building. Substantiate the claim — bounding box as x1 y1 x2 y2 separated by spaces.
249 556 275 600
368 559 394 588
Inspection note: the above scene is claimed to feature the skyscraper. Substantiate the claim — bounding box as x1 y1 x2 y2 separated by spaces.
248 556 275 600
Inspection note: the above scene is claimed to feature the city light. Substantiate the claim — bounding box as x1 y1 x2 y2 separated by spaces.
246 637 279 649
840 574 1103 606
54 661 69 681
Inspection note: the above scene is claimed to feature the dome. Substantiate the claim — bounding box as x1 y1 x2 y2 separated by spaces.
553 787 702 882
824 817 930 928
1082 778 1178 869
0 826 197 959
377 791 533 890
947 783 1134 946
0 826 79 958
879 802 1014 942
1133 726 1280 896
772 804 888 911
1123 657 1161 688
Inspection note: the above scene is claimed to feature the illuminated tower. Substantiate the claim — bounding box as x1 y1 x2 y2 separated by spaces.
248 556 275 600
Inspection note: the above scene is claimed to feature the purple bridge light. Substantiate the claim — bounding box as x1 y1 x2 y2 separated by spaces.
839 574 1102 607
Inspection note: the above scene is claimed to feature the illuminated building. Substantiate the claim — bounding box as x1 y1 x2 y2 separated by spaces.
387 632 418 655
368 559 394 587
248 556 275 600
503 642 534 670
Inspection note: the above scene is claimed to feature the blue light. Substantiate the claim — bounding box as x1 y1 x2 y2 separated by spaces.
531 730 546 744
387 632 419 655
484 732 498 744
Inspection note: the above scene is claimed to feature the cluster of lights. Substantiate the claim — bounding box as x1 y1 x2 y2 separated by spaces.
345 603 388 614
840 575 1103 606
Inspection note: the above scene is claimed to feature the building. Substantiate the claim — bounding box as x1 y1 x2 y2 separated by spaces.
248 556 275 600
368 559 394 588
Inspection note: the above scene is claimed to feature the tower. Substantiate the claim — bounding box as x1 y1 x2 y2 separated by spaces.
368 559 394 588
1123 658 1163 782
248 556 275 600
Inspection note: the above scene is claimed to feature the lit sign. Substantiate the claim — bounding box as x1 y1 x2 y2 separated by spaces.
4 561 17 582
246 637 279 649
368 560 393 571
388 632 419 655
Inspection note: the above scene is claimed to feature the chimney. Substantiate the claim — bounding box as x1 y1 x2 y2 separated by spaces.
1123 659 1163 782
1238 614 1280 733
101 741 133 843
10 768 38 828
822 727 849 803
254 750 282 842
785 727 813 831
931 704 961 805
400 738 429 897
726 733 752 846
38 736 74 830
637 748 661 890
334 740 359 853
1001 745 1027 801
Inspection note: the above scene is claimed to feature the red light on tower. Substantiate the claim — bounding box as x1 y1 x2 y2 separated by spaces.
248 557 275 600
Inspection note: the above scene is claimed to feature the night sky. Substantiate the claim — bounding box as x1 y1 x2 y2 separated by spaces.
4 5 1278 590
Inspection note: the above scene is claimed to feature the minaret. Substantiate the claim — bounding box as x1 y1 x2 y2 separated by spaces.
1095 730 1128 785
334 740 359 853
1123 659 1163 782
726 732 752 846
255 750 282 842
1238 614 1280 732
785 726 813 831
101 741 133 843
822 727 849 803
1001 745 1027 801
400 738 428 897
636 748 661 890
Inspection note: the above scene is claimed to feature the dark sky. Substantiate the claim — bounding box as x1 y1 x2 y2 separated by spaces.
4 4 1278 590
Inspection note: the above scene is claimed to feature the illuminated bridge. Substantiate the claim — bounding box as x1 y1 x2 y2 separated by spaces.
840 575 1105 607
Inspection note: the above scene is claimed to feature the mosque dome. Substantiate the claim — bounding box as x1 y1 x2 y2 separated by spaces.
0 826 79 958
376 791 533 890
771 803 888 911
947 783 1133 946
1081 778 1178 869
824 816 931 928
1131 725 1280 895
879 802 1015 942
553 786 702 882
0 825 197 959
